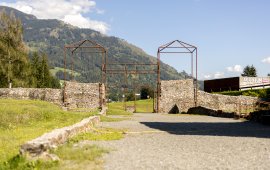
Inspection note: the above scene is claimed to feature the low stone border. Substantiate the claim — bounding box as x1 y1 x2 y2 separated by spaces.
20 115 100 160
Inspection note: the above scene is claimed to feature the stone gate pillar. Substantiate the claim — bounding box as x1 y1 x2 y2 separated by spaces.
64 81 106 110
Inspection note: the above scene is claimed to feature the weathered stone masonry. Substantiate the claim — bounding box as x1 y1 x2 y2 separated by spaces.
64 82 105 109
159 79 258 114
0 81 105 110
159 79 196 113
0 88 63 105
197 91 257 113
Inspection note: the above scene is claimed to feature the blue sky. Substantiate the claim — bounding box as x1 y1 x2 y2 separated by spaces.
1 0 270 79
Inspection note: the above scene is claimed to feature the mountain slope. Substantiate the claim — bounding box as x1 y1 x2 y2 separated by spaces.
0 6 187 86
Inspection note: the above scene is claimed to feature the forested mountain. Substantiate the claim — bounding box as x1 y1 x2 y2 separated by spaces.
0 6 189 88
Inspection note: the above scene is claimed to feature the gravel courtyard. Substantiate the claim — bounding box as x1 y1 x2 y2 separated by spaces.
81 113 270 170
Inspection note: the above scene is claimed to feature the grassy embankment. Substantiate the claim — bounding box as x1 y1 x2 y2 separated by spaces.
0 99 99 168
0 98 131 169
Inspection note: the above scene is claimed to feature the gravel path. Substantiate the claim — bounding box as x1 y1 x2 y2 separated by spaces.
80 113 270 170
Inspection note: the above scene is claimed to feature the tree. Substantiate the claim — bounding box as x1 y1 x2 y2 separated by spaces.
38 53 51 87
140 86 154 99
50 76 61 89
35 53 60 88
0 11 60 88
268 73 270 77
0 10 32 87
241 65 257 77
30 52 39 87
126 92 135 101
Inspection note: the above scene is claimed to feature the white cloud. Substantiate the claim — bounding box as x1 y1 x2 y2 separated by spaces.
96 9 105 14
262 57 270 64
214 72 224 78
226 65 243 73
63 14 109 34
203 74 211 79
202 72 224 80
0 0 109 34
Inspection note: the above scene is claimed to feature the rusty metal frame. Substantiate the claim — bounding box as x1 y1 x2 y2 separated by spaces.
63 39 107 106
63 39 198 113
157 40 198 112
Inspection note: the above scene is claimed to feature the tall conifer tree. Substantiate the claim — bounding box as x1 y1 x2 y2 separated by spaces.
0 10 31 87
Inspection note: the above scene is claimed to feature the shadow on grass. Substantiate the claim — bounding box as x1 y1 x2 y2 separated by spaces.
140 121 270 138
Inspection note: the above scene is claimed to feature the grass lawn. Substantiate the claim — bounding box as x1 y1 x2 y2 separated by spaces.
134 99 154 113
106 101 133 115
0 99 98 168
51 144 108 170
107 99 153 114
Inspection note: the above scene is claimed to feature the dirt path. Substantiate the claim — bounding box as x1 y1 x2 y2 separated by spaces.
80 113 270 170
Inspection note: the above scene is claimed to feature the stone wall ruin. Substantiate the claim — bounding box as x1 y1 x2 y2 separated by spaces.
0 82 105 110
159 79 196 113
64 82 105 109
0 88 63 105
159 79 258 115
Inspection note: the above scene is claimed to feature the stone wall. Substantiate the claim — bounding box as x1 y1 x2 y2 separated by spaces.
159 79 258 114
64 82 105 109
159 79 196 113
198 91 257 113
0 82 106 110
0 88 62 105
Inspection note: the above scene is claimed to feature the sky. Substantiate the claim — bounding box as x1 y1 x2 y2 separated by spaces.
1 0 270 80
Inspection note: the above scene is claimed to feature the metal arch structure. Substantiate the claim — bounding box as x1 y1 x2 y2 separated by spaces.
157 40 198 112
63 39 107 103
